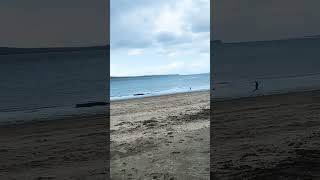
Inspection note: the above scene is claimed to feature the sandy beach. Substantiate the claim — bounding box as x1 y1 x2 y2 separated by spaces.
110 91 210 179
211 90 320 179
2 89 319 179
0 113 109 179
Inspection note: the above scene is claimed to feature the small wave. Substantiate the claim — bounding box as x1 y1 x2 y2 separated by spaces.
0 105 60 113
215 81 229 85
256 72 320 81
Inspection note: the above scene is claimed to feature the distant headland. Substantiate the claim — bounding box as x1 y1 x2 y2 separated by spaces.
0 45 109 55
111 73 209 79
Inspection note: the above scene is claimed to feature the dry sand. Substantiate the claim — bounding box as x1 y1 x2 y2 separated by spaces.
211 90 320 179
110 91 210 180
0 113 109 180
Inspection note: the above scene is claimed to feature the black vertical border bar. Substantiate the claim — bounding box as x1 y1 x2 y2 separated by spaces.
210 0 214 178
106 0 111 179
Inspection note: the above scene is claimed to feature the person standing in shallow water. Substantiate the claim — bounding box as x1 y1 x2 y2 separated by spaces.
253 81 259 92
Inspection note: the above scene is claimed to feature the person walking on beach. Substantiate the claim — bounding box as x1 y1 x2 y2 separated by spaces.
253 81 259 92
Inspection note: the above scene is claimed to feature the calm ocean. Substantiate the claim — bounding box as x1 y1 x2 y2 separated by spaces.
111 73 210 100
0 49 108 123
3 36 319 122
212 36 320 100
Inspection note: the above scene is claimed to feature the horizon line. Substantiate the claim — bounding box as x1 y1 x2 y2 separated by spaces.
110 72 210 78
212 34 320 44
0 45 110 49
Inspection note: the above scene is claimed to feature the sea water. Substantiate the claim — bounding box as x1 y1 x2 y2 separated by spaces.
212 37 320 100
111 73 210 100
0 50 108 123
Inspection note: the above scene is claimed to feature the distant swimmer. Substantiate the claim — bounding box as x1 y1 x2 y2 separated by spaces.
189 87 192 91
253 81 259 92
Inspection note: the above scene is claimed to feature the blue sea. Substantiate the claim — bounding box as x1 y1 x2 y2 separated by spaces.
0 49 108 123
110 73 210 100
212 37 320 100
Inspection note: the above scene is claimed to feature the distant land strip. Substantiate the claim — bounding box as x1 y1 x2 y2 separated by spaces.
211 35 320 45
0 45 109 55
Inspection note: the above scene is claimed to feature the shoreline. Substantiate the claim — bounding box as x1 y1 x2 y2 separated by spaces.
213 87 320 102
111 88 210 102
111 81 320 104
0 106 108 126
0 111 108 127
2 88 320 126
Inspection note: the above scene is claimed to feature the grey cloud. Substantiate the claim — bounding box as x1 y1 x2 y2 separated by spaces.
191 21 210 33
156 32 176 43
112 40 152 49
188 1 210 33
0 0 109 47
157 32 183 44
212 0 320 42
156 31 194 46
112 0 209 49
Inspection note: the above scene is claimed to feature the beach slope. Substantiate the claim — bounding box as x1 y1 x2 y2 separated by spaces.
0 113 109 179
111 91 210 179
211 90 320 179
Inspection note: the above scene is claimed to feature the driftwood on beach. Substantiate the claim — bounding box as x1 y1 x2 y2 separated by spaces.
75 102 108 108
133 93 145 96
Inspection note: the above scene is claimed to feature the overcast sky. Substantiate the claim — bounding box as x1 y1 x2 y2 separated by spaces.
212 0 320 42
0 0 109 48
111 0 210 76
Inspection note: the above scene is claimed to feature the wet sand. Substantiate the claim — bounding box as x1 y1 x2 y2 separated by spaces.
111 91 210 180
0 113 109 179
212 90 320 179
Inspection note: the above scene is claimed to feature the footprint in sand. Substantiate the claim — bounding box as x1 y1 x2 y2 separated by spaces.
142 119 158 128
171 151 181 154
36 176 54 180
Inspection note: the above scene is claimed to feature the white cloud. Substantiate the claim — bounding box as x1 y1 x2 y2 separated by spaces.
167 61 185 70
168 51 179 57
154 3 187 35
110 63 130 77
128 48 144 56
